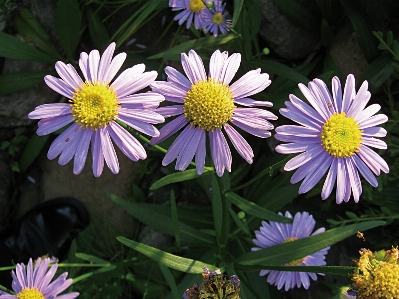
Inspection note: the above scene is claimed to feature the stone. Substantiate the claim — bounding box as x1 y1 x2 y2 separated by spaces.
257 0 320 60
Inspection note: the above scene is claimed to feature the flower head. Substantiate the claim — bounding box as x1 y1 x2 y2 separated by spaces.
351 247 399 299
28 43 165 177
202 1 232 37
171 0 208 29
183 266 240 299
274 74 389 203
251 211 330 291
0 257 78 299
150 49 276 176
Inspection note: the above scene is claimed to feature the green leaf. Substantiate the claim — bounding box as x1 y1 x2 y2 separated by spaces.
360 55 394 90
170 190 181 246
225 192 292 223
340 0 379 62
15 9 61 60
75 252 109 264
19 134 49 172
150 169 213 190
159 263 180 299
87 8 110 51
117 236 217 274
211 175 223 244
232 0 244 27
0 71 48 95
148 34 239 61
235 220 385 266
71 266 117 285
110 193 215 244
0 31 57 64
54 0 82 61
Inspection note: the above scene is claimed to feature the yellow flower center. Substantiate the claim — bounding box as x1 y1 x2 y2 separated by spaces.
282 237 305 266
321 112 362 157
183 78 235 131
16 288 45 299
352 247 399 299
71 82 120 130
212 13 224 25
189 0 205 12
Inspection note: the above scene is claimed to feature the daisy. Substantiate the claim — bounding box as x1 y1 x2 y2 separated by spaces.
28 43 165 177
251 211 330 291
0 257 79 299
150 49 276 176
274 74 389 203
171 0 209 29
203 0 232 37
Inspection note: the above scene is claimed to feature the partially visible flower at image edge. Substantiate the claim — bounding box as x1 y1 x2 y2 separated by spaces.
170 0 209 29
351 247 399 299
274 74 389 203
0 257 79 299
150 49 276 177
28 42 165 177
251 211 330 291
202 0 232 37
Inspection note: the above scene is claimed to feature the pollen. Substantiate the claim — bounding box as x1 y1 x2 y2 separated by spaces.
321 112 362 157
183 78 235 131
283 237 305 266
352 247 399 299
212 13 224 25
71 82 120 130
17 288 45 299
189 0 205 13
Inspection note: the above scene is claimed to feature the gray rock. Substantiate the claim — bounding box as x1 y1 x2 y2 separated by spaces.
257 0 320 60
0 59 57 128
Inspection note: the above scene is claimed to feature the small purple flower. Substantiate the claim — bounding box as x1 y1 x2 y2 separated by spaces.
252 211 330 291
0 257 79 299
203 0 232 37
28 43 165 177
274 74 389 203
170 0 208 29
150 49 276 176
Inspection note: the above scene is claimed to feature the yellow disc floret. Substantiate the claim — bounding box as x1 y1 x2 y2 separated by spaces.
17 288 45 299
71 82 120 130
321 112 362 157
189 0 205 12
352 247 399 299
183 78 235 131
282 237 305 266
212 13 224 25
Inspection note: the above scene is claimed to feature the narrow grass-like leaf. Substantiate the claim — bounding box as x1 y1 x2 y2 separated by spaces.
340 0 379 62
159 263 180 299
249 59 308 84
54 0 82 61
110 193 215 244
235 220 385 266
0 32 56 64
75 252 109 264
0 71 48 95
15 8 61 60
232 0 244 27
211 175 223 244
19 134 49 172
71 266 117 284
170 190 181 246
150 169 213 190
229 208 251 236
360 55 394 90
225 192 292 223
87 8 110 51
117 236 217 274
235 265 354 276
148 34 239 61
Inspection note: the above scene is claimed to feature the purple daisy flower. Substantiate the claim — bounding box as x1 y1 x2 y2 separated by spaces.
251 211 330 291
274 74 389 203
0 257 79 299
150 49 276 176
202 0 232 37
28 42 165 177
171 0 208 29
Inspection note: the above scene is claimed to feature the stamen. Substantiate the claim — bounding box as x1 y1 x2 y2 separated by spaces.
189 0 205 12
17 288 45 299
